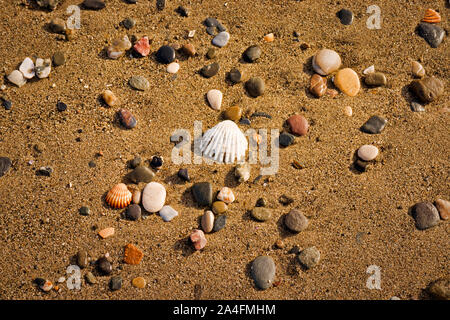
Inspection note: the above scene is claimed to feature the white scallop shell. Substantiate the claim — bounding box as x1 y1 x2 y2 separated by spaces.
19 57 35 79
200 120 248 163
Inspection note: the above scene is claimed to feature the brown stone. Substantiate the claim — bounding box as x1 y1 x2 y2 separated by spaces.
435 199 449 220
284 209 308 232
212 201 228 214
409 77 444 103
309 74 327 97
334 68 360 96
286 115 309 136
224 106 242 121
132 277 146 288
124 243 144 265
182 43 196 57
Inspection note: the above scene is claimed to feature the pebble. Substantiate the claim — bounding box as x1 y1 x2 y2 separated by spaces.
217 187 235 203
298 247 320 269
150 156 163 170
36 0 59 10
88 160 96 168
118 108 137 129
312 49 341 75
357 145 379 161
159 205 178 222
7 70 26 87
411 61 425 78
122 18 135 30
85 272 97 284
130 166 154 183
165 62 179 74
418 23 445 48
35 58 51 79
256 198 267 207
212 201 228 215
224 106 242 121
132 277 146 289
412 202 440 230
206 48 216 59
142 182 166 213
434 199 449 220
182 44 196 57
410 101 425 112
364 72 387 87
264 33 274 42
102 90 118 107
56 101 67 112
129 76 150 91
240 118 251 125
82 0 105 10
19 57 35 79
337 9 354 25
132 189 141 204
363 65 375 75
107 35 132 59
251 112 272 119
245 77 265 97
76 250 89 268
97 257 112 275
79 206 90 216
284 209 309 232
279 194 294 206
49 18 66 33
192 182 213 206
243 45 262 62
334 68 360 96
344 106 353 116
286 115 309 136
188 30 196 38
361 116 387 134
251 256 275 290
309 74 327 97
52 52 65 66
212 31 230 47
38 279 53 292
426 277 450 300
133 37 150 57
206 26 216 36
206 89 223 111
0 157 12 177
177 168 190 182
251 207 272 221
205 17 219 27
177 6 189 17
201 62 220 78
156 45 175 64
279 133 295 147
228 68 242 84
109 276 122 291
156 0 165 10
98 227 114 239
124 243 144 265
409 77 444 103
201 211 215 233
190 229 207 250
126 204 141 221
37 166 53 176
130 156 141 168
235 163 250 183
213 215 227 232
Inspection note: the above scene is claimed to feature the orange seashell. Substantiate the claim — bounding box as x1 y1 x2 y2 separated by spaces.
422 9 441 23
105 183 132 209
124 243 144 265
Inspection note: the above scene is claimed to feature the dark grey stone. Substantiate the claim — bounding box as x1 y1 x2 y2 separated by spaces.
279 133 295 147
156 45 175 64
418 23 445 48
126 204 141 221
109 276 122 290
0 157 11 177
192 182 213 206
251 256 275 290
361 116 387 134
200 62 219 78
412 202 440 230
213 215 227 232
337 9 353 25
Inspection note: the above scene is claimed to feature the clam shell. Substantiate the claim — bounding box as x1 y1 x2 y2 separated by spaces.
35 58 52 79
105 183 132 209
199 120 248 163
422 9 441 24
19 57 35 79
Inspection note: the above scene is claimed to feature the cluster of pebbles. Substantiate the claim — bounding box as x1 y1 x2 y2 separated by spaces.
0 2 448 298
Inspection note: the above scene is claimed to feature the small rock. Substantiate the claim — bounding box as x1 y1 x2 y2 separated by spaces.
97 257 112 275
279 195 294 206
36 0 60 10
98 227 114 239
159 205 178 222
79 206 90 216
126 204 142 221
410 101 425 112
256 198 267 207
37 279 53 292
235 163 250 183
130 166 155 183
156 45 175 64
133 37 150 57
411 61 425 78
275 240 285 249
19 57 35 79
88 160 96 168
76 250 89 268
7 70 26 87
212 201 228 215
245 77 265 97
201 62 220 78
177 168 190 182
156 0 165 10
334 68 360 96
206 48 216 59
213 215 227 232
417 23 445 48
243 45 262 62
337 9 354 25
286 114 309 136
0 157 12 177
279 133 295 147
124 243 144 265
224 106 242 121
2 99 12 110
53 52 66 66
251 207 272 221
361 116 387 134
206 89 222 110
142 182 166 213
228 68 242 84
434 199 449 220
427 277 450 300
212 31 230 47
309 74 327 98
344 106 353 116
192 182 213 206
409 77 444 103
217 187 235 204
109 276 122 291
206 26 216 36
49 18 66 33
118 108 137 129
122 18 136 30
284 209 308 232
239 118 251 125
251 256 275 290
190 229 207 250
82 0 105 10
298 246 320 269
102 90 118 107
130 156 141 168
107 35 132 59
132 189 141 204
357 145 379 161
363 65 375 75
37 166 53 177
150 156 163 170
129 76 150 91
182 43 196 57
205 17 219 27
132 277 146 288
312 49 341 75
177 6 189 17
35 58 51 79
412 202 440 230
201 211 215 233
85 272 97 284
264 33 274 42
56 101 67 112
364 72 387 87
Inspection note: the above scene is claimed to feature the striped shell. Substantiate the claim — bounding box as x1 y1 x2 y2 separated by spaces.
199 120 248 163
422 9 441 24
106 183 132 209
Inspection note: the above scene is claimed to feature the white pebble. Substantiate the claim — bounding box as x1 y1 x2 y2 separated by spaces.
19 57 35 79
344 106 352 116
363 65 375 75
206 89 223 110
7 70 26 87
357 145 379 161
166 62 180 74
188 30 196 38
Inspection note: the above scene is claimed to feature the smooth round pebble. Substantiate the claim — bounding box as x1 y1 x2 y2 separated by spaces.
224 106 242 121
79 206 90 216
201 211 215 233
212 201 228 215
245 77 265 97
409 77 444 103
337 9 353 25
129 76 149 91
53 52 66 66
412 202 440 230
284 209 309 232
312 49 341 75
192 182 213 206
243 45 261 62
201 62 220 78
132 189 141 204
309 74 327 97
212 31 230 47
129 166 154 183
434 199 449 220
132 277 146 288
286 115 309 136
126 204 141 221
228 68 241 84
166 62 180 74
156 45 175 64
411 61 425 78
97 257 112 275
76 250 89 268
357 145 379 161
364 72 387 87
118 108 137 129
334 68 360 96
298 246 320 269
142 182 166 213
279 132 295 147
251 256 275 290
417 23 445 48
207 89 222 110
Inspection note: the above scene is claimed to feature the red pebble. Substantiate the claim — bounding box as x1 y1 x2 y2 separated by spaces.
286 114 309 136
190 229 207 250
133 37 151 57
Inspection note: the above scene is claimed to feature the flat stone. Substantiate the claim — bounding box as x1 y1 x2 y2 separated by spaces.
0 157 12 177
427 277 450 300
337 9 354 25
76 250 89 268
334 68 360 96
435 199 449 220
213 215 227 232
412 202 440 230
133 37 150 57
418 23 445 48
201 62 220 78
357 145 379 161
212 201 228 215
177 168 190 182
132 277 146 288
142 182 166 213
284 209 308 232
109 276 122 291
224 106 242 121
206 26 216 36
251 207 272 221
97 257 112 275
159 205 178 222
298 246 320 269
212 31 230 47
201 211 214 233
286 115 309 136
312 49 341 75
129 76 149 91
228 68 242 84
217 23 226 32
82 0 105 10
361 116 387 134
309 74 327 97
409 77 444 103
411 61 425 78
7 70 26 87
411 101 425 112
156 45 175 64
126 204 141 221
192 182 213 206
243 45 262 62
206 89 222 110
118 108 137 129
79 206 90 216
245 77 265 97
205 17 219 27
279 132 295 147
251 256 275 290
53 52 65 66
364 72 387 87
129 166 155 183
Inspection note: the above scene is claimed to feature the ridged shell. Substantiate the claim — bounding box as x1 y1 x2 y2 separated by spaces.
199 120 248 163
422 9 441 24
106 183 132 208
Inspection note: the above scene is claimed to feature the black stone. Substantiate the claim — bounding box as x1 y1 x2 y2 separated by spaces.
213 215 227 232
192 182 213 206
206 26 216 35
79 206 90 216
156 0 165 11
256 198 267 207
200 62 219 78
337 9 354 25
156 45 175 64
177 6 189 17
56 101 67 112
126 204 141 221
88 160 96 168
33 278 46 287
97 257 112 275
150 156 163 169
109 276 122 291
360 116 387 134
2 99 12 110
82 0 106 10
216 23 226 32
0 157 11 177
177 168 190 182
251 112 272 119
204 17 219 27
228 68 242 84
417 23 445 48
126 0 137 3
37 166 53 177
279 133 295 147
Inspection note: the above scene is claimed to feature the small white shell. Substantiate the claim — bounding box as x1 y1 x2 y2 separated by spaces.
7 70 27 87
200 120 248 163
35 58 52 79
19 57 35 79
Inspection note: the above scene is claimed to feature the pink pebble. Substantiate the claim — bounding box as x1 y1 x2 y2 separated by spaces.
133 37 150 57
190 229 207 250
